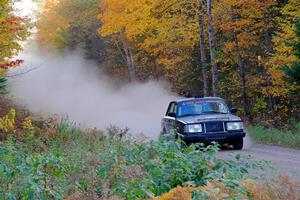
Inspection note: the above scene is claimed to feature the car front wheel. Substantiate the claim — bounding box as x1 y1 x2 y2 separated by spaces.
232 138 243 150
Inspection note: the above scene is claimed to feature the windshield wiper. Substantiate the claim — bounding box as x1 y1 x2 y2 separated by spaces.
201 111 228 114
178 114 201 117
179 111 228 117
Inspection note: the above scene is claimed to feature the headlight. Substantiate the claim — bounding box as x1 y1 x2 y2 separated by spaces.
184 124 202 133
226 122 244 130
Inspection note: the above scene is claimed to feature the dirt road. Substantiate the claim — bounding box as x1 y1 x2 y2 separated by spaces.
217 136 300 179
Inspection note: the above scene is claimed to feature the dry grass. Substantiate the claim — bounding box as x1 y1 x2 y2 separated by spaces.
153 174 300 200
246 174 300 200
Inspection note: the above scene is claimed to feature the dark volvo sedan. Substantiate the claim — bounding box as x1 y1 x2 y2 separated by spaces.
161 97 246 150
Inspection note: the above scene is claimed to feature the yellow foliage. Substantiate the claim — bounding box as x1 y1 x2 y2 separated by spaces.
0 69 6 77
242 179 256 197
215 0 275 54
0 108 16 133
153 186 207 200
269 0 300 96
99 0 199 68
243 175 300 200
36 0 70 48
36 0 99 49
22 117 33 130
155 177 300 200
154 179 263 200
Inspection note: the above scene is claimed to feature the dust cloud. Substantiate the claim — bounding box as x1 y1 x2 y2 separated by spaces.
8 42 178 139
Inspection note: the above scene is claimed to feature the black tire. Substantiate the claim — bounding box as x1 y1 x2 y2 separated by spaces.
232 138 243 150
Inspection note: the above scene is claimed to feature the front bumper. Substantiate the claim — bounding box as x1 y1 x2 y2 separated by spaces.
180 131 246 144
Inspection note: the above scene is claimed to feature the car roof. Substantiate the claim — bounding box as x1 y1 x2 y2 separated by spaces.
175 97 225 103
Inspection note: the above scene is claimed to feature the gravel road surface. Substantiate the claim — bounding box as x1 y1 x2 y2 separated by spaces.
217 136 300 179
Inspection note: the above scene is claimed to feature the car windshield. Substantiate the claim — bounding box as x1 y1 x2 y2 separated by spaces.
177 100 230 117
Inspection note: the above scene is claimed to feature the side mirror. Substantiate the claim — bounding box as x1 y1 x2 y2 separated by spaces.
230 108 238 114
168 112 176 118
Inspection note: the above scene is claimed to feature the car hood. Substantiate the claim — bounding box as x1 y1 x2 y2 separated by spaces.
177 114 241 124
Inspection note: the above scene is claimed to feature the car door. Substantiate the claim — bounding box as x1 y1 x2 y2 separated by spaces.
162 102 177 139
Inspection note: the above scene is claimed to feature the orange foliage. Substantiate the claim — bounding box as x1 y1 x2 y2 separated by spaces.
0 1 30 70
153 186 207 200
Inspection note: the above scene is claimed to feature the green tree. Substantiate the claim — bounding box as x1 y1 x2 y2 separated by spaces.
282 20 300 94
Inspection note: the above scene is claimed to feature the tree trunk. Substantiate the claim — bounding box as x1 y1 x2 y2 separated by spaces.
123 42 136 81
128 48 136 81
229 7 250 119
197 0 209 97
206 0 218 96
262 6 275 115
115 38 137 81
233 32 251 118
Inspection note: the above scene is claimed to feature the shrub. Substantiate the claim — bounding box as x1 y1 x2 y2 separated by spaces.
0 144 66 199
154 174 300 200
0 108 16 133
95 139 268 199
0 120 281 200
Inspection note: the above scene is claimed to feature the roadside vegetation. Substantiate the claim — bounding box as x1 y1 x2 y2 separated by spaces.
0 104 300 200
248 121 300 149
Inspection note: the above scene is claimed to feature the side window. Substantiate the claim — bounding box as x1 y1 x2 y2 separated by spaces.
173 104 177 114
166 102 176 116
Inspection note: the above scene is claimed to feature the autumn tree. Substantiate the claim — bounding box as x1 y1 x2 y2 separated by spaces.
196 0 209 96
282 20 300 94
99 0 146 81
36 0 300 124
36 0 107 63
269 0 300 120
205 0 218 97
99 0 204 84
271 0 300 95
213 0 276 118
0 0 30 69
0 0 30 94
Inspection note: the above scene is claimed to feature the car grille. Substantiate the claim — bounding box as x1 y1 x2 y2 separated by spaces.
204 122 224 133
207 135 226 140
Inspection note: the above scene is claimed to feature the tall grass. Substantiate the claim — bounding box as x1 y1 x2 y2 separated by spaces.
247 121 300 149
